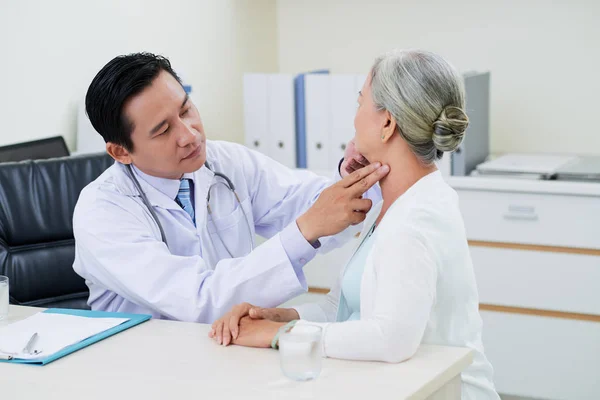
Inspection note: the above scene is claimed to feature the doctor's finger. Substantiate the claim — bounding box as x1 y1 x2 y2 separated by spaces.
348 210 367 225
348 165 389 196
350 198 373 213
211 321 218 334
356 155 370 166
249 307 265 319
340 162 382 188
229 314 244 340
222 322 233 346
347 158 364 172
230 303 252 339
216 320 225 345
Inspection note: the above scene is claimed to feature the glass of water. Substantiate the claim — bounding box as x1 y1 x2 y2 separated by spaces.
279 324 322 381
0 276 8 320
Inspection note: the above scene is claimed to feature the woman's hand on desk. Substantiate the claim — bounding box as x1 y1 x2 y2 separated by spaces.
209 303 298 346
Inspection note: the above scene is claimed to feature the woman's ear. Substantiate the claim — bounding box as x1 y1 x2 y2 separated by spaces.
380 110 397 143
106 142 133 165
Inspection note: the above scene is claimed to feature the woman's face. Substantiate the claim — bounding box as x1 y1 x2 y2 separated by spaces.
353 73 389 162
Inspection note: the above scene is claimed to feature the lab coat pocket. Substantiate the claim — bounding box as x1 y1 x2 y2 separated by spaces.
207 198 254 257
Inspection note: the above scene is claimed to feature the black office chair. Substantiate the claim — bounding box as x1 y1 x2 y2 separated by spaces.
0 136 70 163
0 153 114 309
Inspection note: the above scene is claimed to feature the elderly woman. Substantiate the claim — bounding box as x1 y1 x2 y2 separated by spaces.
211 49 500 399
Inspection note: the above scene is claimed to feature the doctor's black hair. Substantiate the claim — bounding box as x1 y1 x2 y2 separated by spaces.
85 52 183 152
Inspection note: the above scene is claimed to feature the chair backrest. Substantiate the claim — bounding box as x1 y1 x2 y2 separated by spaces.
0 136 70 163
0 153 114 309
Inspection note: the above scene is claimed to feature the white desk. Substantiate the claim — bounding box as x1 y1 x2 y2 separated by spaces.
0 306 472 400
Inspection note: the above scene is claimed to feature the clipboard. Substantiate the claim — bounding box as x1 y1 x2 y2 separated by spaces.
0 308 151 366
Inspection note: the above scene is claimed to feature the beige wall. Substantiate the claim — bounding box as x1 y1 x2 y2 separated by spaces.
0 0 277 150
276 0 600 155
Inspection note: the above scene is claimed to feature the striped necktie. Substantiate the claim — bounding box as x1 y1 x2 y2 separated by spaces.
176 179 195 226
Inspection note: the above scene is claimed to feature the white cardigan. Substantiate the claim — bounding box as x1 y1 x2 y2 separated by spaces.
294 171 500 400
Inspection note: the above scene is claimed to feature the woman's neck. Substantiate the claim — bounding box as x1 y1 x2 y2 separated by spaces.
375 150 437 227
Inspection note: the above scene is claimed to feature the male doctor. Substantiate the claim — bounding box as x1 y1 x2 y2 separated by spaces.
73 52 387 323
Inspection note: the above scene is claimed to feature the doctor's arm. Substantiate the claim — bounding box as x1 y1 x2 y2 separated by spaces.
74 198 314 323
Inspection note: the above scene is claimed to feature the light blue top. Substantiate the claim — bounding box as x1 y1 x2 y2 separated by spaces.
338 223 376 321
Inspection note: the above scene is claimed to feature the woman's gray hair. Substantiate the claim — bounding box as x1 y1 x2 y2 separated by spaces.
370 49 469 164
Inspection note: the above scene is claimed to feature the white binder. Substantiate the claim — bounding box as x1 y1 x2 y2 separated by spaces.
330 74 357 168
267 74 296 168
243 74 269 157
305 74 332 170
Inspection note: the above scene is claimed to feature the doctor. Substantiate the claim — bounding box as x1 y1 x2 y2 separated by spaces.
73 52 387 323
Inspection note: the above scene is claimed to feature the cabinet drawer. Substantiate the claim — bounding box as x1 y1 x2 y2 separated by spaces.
481 311 600 400
456 189 600 250
471 246 600 315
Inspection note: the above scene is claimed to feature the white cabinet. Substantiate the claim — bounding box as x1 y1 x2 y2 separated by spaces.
481 311 600 400
450 176 600 400
471 247 600 316
457 187 600 250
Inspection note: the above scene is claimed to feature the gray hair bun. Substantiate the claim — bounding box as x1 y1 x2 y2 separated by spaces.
432 106 469 152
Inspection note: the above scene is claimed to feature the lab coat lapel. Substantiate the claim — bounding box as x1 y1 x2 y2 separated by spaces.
112 162 183 211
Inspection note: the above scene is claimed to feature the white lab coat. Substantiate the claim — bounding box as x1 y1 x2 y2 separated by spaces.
73 140 378 323
294 171 500 400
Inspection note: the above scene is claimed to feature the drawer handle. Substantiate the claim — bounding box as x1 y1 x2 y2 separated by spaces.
503 213 539 221
507 205 535 213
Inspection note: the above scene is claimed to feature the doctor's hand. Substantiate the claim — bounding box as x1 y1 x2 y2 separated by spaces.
297 161 389 243
339 139 370 178
209 303 300 346
231 317 284 349
209 302 254 346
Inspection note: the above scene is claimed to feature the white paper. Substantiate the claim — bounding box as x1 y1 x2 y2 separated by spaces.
0 313 129 360
476 153 576 175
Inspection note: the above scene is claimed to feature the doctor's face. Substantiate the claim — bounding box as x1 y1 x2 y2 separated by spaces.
121 70 206 179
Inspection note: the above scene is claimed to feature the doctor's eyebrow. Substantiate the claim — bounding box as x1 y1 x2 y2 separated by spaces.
180 94 189 109
150 120 168 136
149 95 190 136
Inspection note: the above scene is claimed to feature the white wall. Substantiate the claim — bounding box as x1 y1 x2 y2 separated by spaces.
276 0 600 156
0 0 277 150
3 1 597 157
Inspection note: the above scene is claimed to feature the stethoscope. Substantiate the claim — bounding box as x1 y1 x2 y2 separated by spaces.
125 162 254 258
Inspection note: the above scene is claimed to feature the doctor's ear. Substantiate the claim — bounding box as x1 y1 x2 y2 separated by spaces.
380 110 397 143
106 142 133 165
